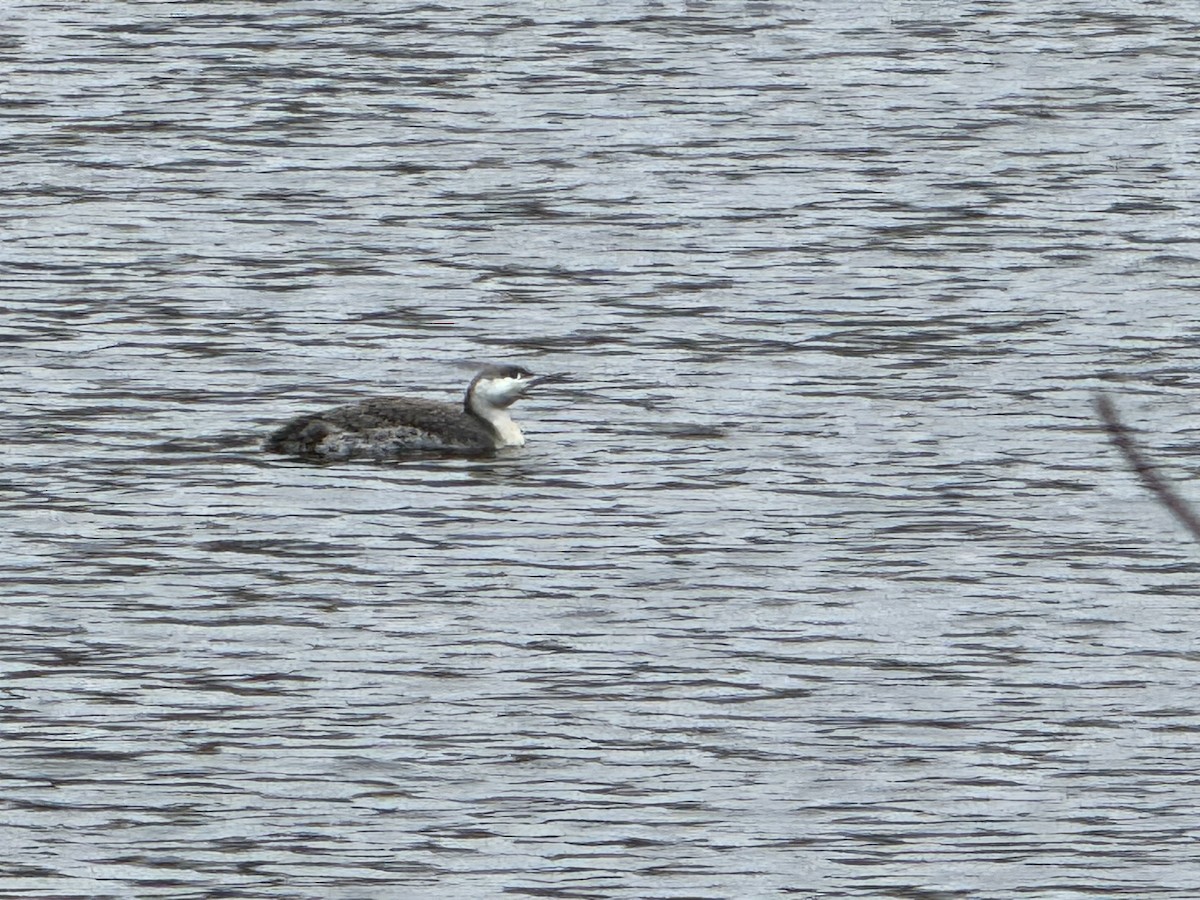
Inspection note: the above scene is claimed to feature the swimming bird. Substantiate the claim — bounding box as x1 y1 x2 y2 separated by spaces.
265 364 562 460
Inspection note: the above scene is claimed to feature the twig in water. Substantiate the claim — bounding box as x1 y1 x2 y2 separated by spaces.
1095 392 1200 544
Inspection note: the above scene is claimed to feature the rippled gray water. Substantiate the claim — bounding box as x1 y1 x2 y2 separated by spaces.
6 2 1200 897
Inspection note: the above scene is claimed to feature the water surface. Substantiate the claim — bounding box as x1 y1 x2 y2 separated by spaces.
5 2 1200 897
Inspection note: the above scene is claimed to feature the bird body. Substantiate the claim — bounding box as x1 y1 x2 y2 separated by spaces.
265 365 559 461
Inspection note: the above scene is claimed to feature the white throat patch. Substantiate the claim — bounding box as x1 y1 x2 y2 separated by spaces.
468 375 530 447
471 375 528 409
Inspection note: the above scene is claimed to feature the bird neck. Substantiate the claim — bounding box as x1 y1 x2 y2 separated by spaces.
467 396 525 447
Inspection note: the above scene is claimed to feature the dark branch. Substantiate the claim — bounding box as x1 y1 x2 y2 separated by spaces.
1095 393 1200 543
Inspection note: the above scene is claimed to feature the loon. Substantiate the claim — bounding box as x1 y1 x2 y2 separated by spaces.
265 364 562 460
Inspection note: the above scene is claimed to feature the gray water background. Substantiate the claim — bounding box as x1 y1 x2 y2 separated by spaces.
5 1 1200 897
